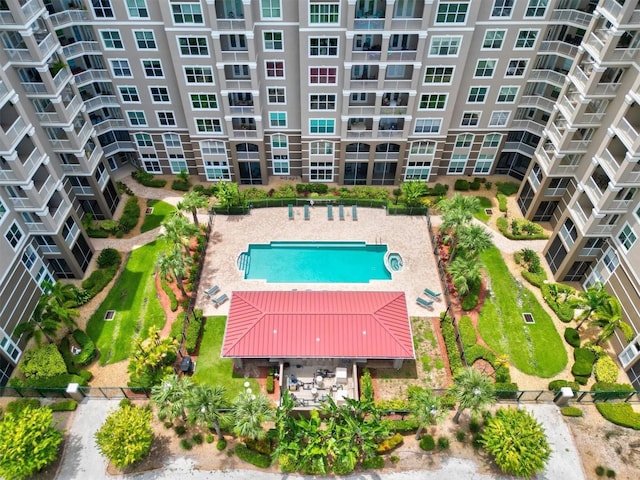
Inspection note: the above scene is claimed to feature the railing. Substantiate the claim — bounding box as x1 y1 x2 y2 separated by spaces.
84 95 119 112
347 106 376 115
229 105 255 115
386 50 417 61
101 141 135 156
219 51 250 62
49 9 91 27
53 68 71 89
528 69 566 86
231 129 258 138
73 69 110 85
539 40 578 58
216 19 246 30
63 41 101 58
519 95 555 112
389 18 423 30
599 0 623 20
1 116 28 143
353 18 385 30
551 9 592 27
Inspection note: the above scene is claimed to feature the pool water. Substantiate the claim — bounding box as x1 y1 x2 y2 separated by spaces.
240 241 392 283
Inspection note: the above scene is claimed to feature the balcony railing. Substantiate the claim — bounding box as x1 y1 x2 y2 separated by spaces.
219 51 250 62
84 95 119 112
528 69 566 86
101 141 135 156
354 19 385 30
231 129 258 138
347 106 376 115
551 9 592 27
386 50 417 61
519 95 555 112
74 69 111 86
390 18 423 30
1 116 28 144
539 40 578 58
599 0 623 20
49 9 90 27
0 0 41 25
63 41 101 59
53 68 72 90
229 105 255 115
216 19 246 30
614 117 640 152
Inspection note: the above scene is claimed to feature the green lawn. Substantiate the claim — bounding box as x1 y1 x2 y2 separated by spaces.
474 196 493 223
477 247 567 378
86 240 166 365
140 199 176 233
193 316 259 400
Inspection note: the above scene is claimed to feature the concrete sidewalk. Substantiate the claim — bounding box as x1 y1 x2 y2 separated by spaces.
56 399 584 480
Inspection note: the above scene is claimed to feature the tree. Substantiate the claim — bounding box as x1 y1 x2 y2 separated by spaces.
439 194 480 262
449 367 496 423
215 181 243 208
590 296 634 346
228 391 275 440
95 404 154 469
156 245 192 297
160 213 199 258
457 224 493 260
408 387 444 440
127 328 178 388
177 190 209 227
480 407 551 479
0 406 63 480
447 256 481 297
568 282 610 330
401 181 427 207
185 384 228 440
151 373 193 424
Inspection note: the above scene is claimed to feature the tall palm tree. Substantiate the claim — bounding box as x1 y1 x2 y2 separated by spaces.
447 256 481 297
151 373 194 424
590 296 634 346
44 282 79 334
160 213 199 258
439 194 480 263
229 391 275 441
409 388 444 440
568 282 610 330
457 224 493 260
13 300 59 346
185 384 228 441
177 191 209 227
156 245 191 297
449 367 496 424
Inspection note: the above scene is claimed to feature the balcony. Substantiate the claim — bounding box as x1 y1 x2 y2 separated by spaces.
92 119 126 135
382 79 413 90
0 0 42 25
49 8 90 28
52 68 72 90
390 18 423 30
5 34 57 64
511 120 544 137
0 116 29 146
84 95 119 112
613 117 640 153
583 177 606 206
0 81 11 104
74 69 111 86
503 142 536 157
216 18 245 31
62 41 101 59
519 95 555 113
347 106 376 116
219 51 250 63
231 129 258 138
224 79 253 90
598 0 624 21
386 50 417 62
101 141 135 156
528 69 566 86
35 175 59 203
539 41 578 58
354 18 385 30
551 9 592 27
64 221 80 245
229 105 255 115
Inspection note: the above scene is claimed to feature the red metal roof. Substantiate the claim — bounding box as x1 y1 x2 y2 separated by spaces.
222 291 414 359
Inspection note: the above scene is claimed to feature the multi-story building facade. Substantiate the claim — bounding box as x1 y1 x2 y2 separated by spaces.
10 0 640 387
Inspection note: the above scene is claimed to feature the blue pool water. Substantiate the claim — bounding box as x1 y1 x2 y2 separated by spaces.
240 241 392 283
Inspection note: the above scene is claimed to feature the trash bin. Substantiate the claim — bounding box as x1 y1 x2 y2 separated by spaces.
180 356 193 374
553 386 574 406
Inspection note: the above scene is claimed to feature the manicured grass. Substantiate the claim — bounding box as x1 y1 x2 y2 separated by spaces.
477 247 567 378
192 316 259 400
86 240 166 365
474 196 493 223
140 199 176 233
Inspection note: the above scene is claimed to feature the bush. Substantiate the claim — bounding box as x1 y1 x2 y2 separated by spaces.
437 436 450 450
469 418 481 434
50 400 78 412
70 329 97 366
495 181 520 196
560 406 583 417
97 248 121 268
461 287 480 311
174 425 187 436
572 348 596 377
522 269 547 287
119 196 140 233
361 455 384 469
95 405 153 468
469 179 481 191
180 439 192 450
185 315 203 355
18 344 67 379
440 313 463 374
458 316 477 349
172 179 191 192
454 179 470 191
81 263 119 298
132 170 167 188
376 433 404 454
266 374 275 394
419 434 435 451
5 399 41 416
160 279 178 312
382 418 419 433
296 183 329 195
548 379 580 394
170 312 186 340
607 469 617 478
594 355 619 383
192 433 203 445
216 438 227 450
455 431 466 442
495 382 519 399
496 194 508 212
596 465 606 476
235 444 271 468
564 328 581 348
596 403 640 430
332 455 356 475
591 382 635 400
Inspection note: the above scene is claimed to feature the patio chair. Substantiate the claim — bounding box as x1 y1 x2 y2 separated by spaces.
204 285 219 296
212 293 229 307
288 204 294 220
416 297 434 308
339 204 345 220
423 288 441 299
352 204 358 221
304 204 310 220
327 204 334 220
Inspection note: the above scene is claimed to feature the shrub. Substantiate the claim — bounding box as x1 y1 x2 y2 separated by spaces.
180 439 192 450
607 469 617 478
296 183 329 195
332 455 356 475
455 431 466 442
495 382 518 399
170 312 186 340
437 436 450 450
572 348 596 377
495 181 520 196
235 444 271 468
78 369 93 382
440 313 463 374
185 315 203 355
192 433 203 445
119 196 141 233
5 399 41 416
70 329 97 366
50 400 78 411
174 425 187 436
361 455 384 469
595 403 640 430
216 438 227 450
564 328 581 348
560 406 583 417
469 179 482 191
376 433 404 454
160 279 178 312
591 382 635 400
18 344 67 379
496 194 508 212
594 355 619 383
548 379 580 394
469 418 481 434
419 434 435 451
522 269 547 287
382 418 419 433
266 374 275 394
81 263 119 298
461 288 480 311
454 179 470 191
172 179 191 192
132 170 167 188
97 248 121 268
458 316 477 349
20 372 87 389
95 405 153 468
574 375 589 385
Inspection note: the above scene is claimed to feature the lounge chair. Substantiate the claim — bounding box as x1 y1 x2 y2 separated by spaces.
416 297 434 308
327 204 334 220
204 285 220 296
352 204 358 221
424 288 441 299
304 204 310 220
212 293 229 307
339 204 345 220
288 204 294 220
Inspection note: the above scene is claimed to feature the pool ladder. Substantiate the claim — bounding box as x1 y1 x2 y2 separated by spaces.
237 252 250 272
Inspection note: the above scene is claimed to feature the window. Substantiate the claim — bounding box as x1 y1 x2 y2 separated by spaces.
100 30 123 49
169 154 188 174
429 36 461 56
0 198 6 223
526 0 548 17
273 156 289 175
310 94 336 110
172 2 203 24
261 0 281 19
266 61 285 78
419 94 447 110
410 141 436 155
164 133 181 148
157 111 176 126
475 59 496 77
142 60 163 77
489 111 510 126
497 86 518 103
127 111 147 126
134 30 156 49
264 31 283 51
201 140 226 155
110 59 132 77
448 155 467 174
310 37 339 56
270 134 287 150
5 222 23 249
516 30 539 49
92 0 114 18
424 66 454 84
474 154 494 173
414 118 442 133
618 224 637 251
455 134 473 148
483 133 502 148
467 87 488 103
22 245 38 270
230 65 250 78
141 153 161 173
195 118 222 133
602 248 619 273
310 119 335 134
269 112 287 127
185 66 214 84
461 112 480 127
491 0 514 17
506 59 527 77
118 86 139 102
310 67 337 84
190 94 218 109
134 132 153 147
310 3 339 24
483 30 505 49
150 87 170 103
267 87 286 104
436 2 469 23
178 37 208 56
127 0 148 18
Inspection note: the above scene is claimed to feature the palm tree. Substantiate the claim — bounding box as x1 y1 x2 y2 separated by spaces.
151 373 193 424
457 224 493 260
589 296 634 346
43 281 79 334
439 194 480 263
156 245 191 297
229 391 275 441
160 213 199 258
177 191 209 227
409 388 444 440
185 384 228 441
13 300 59 346
447 256 481 297
568 282 610 330
449 367 496 424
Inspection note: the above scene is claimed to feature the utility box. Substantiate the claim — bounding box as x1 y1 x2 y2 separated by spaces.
66 383 84 402
553 386 574 406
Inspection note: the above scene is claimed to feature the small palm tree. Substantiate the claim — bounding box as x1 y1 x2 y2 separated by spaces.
44 282 79 334
457 224 493 260
439 194 481 263
447 256 481 297
177 191 209 227
156 245 191 297
160 213 199 258
151 373 194 424
449 367 496 424
229 391 275 441
568 282 610 330
590 296 634 346
408 388 444 439
185 384 228 441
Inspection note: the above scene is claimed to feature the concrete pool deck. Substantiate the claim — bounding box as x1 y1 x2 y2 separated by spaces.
196 205 445 318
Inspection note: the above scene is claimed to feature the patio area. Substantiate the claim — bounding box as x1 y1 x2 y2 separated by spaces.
283 364 357 408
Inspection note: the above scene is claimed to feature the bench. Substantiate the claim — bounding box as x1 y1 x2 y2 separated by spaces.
424 288 441 299
416 297 434 308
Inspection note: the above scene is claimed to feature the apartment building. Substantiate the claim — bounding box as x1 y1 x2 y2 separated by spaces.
6 0 633 386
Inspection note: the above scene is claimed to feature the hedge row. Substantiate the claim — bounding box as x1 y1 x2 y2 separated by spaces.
496 217 549 240
540 283 576 322
161 279 178 312
81 263 120 299
119 196 141 233
440 314 463 374
382 418 420 434
548 379 581 394
185 309 204 355
234 444 271 468
561 406 583 417
496 193 508 212
50 400 78 412
495 382 519 399
132 170 167 188
596 403 640 430
376 433 404 454
564 328 581 348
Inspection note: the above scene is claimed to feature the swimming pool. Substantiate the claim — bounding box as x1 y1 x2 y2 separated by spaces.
239 241 396 283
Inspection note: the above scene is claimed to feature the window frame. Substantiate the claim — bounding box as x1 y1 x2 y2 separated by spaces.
171 2 204 24
525 0 548 17
309 3 340 24
309 37 339 57
190 93 218 110
467 86 488 104
118 85 140 103
195 118 223 133
491 0 514 18
149 86 171 103
309 67 337 84
429 35 462 57
461 111 480 127
261 0 282 20
424 66 454 84
178 36 209 56
127 110 147 126
134 30 157 50
142 59 164 78
5 221 23 250
309 118 336 134
109 59 132 78
414 118 442 134
184 66 215 84
618 223 637 251
156 111 176 127
269 111 287 128
126 0 149 19
267 87 286 104
489 110 510 126
435 2 469 24
506 59 528 77
474 59 497 78
265 60 285 78
100 30 124 50
497 86 519 103
418 93 447 110
310 94 337 111
482 30 506 50
263 31 284 51
515 30 539 49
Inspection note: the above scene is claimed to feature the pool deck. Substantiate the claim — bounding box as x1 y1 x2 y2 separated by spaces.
196 205 445 318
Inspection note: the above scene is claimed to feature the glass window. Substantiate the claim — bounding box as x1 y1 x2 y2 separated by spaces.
310 3 340 24
618 224 637 251
127 111 147 126
127 0 148 18
118 86 139 102
100 30 123 49
515 30 539 49
0 198 6 223
467 87 488 103
483 133 502 148
142 59 163 77
134 30 156 49
92 0 114 18
475 59 496 77
272 156 289 175
497 86 518 103
448 154 467 174
506 59 527 77
196 118 222 133
157 111 176 126
414 118 442 133
461 112 480 127
261 0 281 19
526 0 548 17
134 132 153 147
410 141 436 155
310 67 337 84
172 2 203 24
266 61 285 78
474 154 494 174
489 111 510 126
269 112 287 127
178 37 209 56
272 134 287 148
429 36 462 56
483 30 505 49
110 59 132 77
310 94 336 110
150 86 170 103
5 222 23 249
310 37 339 56
419 94 447 109
491 0 514 17
190 94 218 109
602 248 619 273
267 87 286 104
141 153 161 173
169 155 188 174
424 66 454 83
164 133 181 148
436 2 469 23
184 66 214 84
264 31 283 51
455 134 473 148
309 119 335 134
